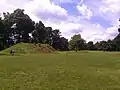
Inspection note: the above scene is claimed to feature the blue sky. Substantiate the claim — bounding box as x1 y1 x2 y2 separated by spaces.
0 0 120 42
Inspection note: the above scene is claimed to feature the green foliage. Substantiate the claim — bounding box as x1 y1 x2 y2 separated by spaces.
32 21 45 43
69 34 81 50
69 34 86 51
1 8 120 52
0 9 70 51
113 33 120 51
0 18 6 50
87 41 95 50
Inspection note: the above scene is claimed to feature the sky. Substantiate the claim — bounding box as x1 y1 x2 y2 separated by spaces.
0 0 120 43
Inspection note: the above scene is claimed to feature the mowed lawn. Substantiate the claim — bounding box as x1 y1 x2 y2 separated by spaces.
0 51 120 89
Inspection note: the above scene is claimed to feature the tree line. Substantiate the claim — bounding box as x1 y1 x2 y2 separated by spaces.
0 8 120 52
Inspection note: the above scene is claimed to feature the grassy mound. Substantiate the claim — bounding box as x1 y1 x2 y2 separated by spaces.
1 43 55 54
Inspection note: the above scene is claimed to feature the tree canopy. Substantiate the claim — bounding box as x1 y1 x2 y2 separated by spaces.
0 8 120 52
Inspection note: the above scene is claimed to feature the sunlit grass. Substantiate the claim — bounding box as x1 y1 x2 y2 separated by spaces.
0 51 120 89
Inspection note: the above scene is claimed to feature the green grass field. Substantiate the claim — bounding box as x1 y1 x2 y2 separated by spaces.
0 51 120 90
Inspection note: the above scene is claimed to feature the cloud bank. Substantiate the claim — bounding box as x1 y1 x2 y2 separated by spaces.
0 0 120 42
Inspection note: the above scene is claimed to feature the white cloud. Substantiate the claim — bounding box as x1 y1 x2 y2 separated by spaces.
53 0 75 4
43 21 83 40
75 0 120 42
98 0 120 23
0 0 119 43
0 0 15 13
6 0 31 7
43 19 108 43
76 4 93 19
24 0 68 22
101 0 120 13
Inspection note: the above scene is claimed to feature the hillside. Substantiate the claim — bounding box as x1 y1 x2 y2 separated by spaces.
1 43 55 54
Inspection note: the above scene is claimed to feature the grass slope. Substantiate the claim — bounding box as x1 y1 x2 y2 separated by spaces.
0 51 120 89
1 43 55 55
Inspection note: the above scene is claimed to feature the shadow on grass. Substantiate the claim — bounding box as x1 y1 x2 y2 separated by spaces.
0 53 24 56
0 53 9 56
79 51 89 53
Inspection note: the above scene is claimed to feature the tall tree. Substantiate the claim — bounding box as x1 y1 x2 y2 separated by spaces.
51 29 61 50
87 41 95 50
106 39 115 51
3 12 14 43
113 27 120 51
32 21 45 43
0 18 6 50
14 9 35 42
76 38 86 50
69 34 81 51
44 27 53 45
94 42 100 50
99 41 108 51
58 37 69 51
3 9 35 43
